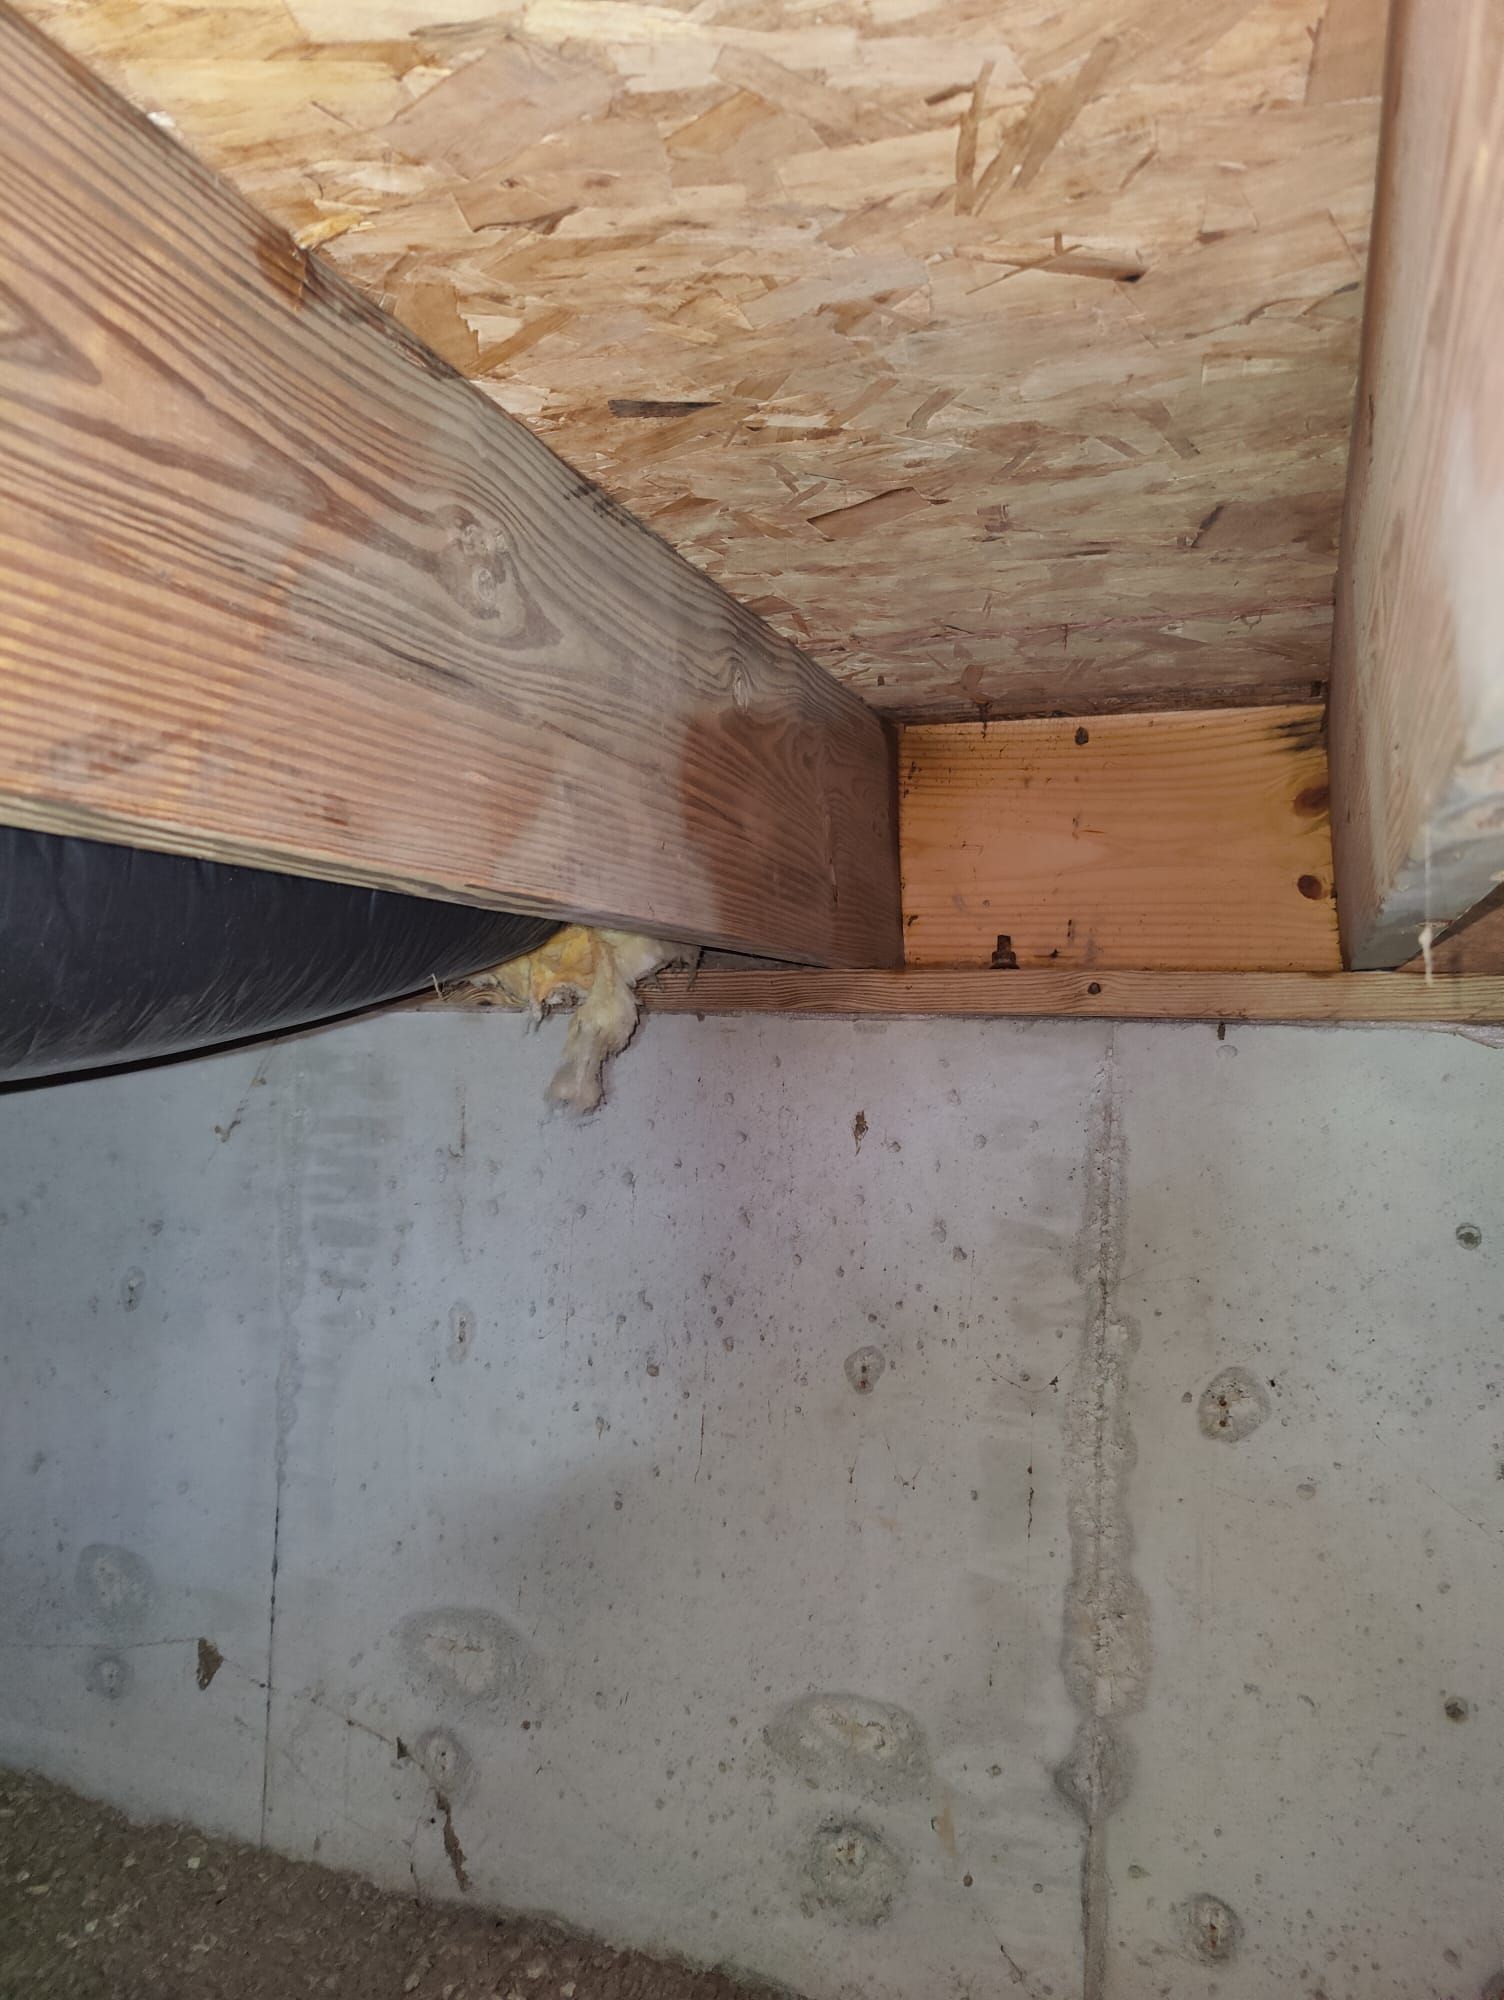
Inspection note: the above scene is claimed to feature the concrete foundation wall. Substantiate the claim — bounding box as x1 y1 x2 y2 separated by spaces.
1 1012 1501 1998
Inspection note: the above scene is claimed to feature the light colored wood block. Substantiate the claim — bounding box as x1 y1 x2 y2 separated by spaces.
899 707 1340 971
634 966 1504 1023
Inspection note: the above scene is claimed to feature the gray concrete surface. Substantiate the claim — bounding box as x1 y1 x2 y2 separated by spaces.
1 1011 1501 1998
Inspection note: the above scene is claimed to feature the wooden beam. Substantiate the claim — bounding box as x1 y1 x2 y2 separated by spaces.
1328 0 1504 967
0 9 900 967
627 967 1504 1023
899 707 1340 971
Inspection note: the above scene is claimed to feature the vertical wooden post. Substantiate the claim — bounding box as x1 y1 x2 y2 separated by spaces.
1329 0 1504 966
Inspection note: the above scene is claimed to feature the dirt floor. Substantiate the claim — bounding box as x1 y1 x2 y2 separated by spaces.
0 1769 793 2000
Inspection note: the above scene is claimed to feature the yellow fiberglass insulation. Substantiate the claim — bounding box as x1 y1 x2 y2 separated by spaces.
464 927 690 1115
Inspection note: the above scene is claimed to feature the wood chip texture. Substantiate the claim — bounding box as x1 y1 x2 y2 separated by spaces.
13 0 1389 718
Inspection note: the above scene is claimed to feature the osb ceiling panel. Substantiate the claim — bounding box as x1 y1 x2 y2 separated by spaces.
21 0 1387 717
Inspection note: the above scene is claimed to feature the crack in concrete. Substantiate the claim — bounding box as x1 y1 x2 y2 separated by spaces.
1058 1031 1150 2000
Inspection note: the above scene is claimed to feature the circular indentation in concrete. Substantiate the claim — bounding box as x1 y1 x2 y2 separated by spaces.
801 1819 906 1926
412 1726 476 1803
1457 1223 1483 1251
844 1346 886 1396
75 1545 155 1631
1177 1892 1242 1963
85 1652 132 1701
397 1607 537 1713
1444 1694 1471 1722
1197 1367 1271 1443
766 1693 929 1801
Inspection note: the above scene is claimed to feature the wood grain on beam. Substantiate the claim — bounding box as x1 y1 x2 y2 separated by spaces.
900 707 1340 971
0 8 900 967
1328 0 1504 967
632 967 1504 1023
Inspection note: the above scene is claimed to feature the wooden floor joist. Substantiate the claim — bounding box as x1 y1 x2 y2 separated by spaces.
1328 0 1504 967
0 8 900 968
635 967 1504 1024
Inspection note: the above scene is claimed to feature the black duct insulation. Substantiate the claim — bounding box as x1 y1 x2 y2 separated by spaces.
0 827 557 1083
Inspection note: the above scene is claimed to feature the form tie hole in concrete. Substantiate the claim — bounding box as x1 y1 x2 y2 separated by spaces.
1196 1367 1271 1443
766 1694 928 1801
413 1727 476 1804
398 1608 538 1714
85 1653 131 1701
1456 1223 1483 1250
844 1346 886 1396
75 1544 155 1631
448 1303 477 1363
1177 1892 1242 1963
800 1818 906 1925
1444 1695 1471 1722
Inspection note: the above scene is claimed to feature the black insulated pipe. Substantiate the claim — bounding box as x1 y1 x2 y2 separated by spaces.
0 827 556 1083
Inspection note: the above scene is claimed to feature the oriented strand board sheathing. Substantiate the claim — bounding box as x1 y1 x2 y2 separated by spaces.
900 705 1341 969
14 0 1388 718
